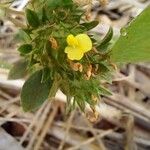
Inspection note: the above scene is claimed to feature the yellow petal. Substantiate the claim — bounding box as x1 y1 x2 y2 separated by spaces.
75 34 92 52
67 34 78 46
65 46 71 53
65 46 84 60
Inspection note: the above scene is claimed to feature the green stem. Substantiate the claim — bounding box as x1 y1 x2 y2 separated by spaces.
48 73 61 98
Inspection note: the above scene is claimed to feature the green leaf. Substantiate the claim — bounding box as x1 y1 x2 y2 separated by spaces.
22 28 33 35
8 59 28 79
21 69 52 111
66 97 75 115
98 86 112 96
48 74 61 98
47 0 73 8
81 21 99 31
18 44 32 54
111 6 150 62
97 27 113 52
75 96 85 112
45 41 57 60
15 29 31 43
26 9 40 28
41 7 48 23
41 67 51 83
28 54 38 67
97 63 110 73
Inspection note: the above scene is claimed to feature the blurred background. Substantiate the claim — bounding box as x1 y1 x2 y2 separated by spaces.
0 0 150 150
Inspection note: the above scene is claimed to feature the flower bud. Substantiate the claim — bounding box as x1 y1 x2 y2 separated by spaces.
85 64 92 80
49 37 58 50
85 106 99 123
70 62 83 72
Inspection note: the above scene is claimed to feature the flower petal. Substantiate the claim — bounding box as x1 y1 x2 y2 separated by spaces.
75 34 92 52
65 46 71 53
65 46 84 60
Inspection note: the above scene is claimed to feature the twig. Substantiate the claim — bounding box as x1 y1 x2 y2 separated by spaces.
54 121 106 133
19 101 48 145
128 65 136 101
34 102 58 150
83 114 107 150
0 96 19 107
50 126 103 150
7 16 26 28
108 94 150 120
0 117 31 123
26 101 51 150
120 113 135 150
0 110 19 126
6 8 24 15
58 110 75 150
0 89 13 99
67 130 113 150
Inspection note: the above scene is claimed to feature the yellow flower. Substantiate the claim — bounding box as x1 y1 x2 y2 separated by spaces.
65 34 92 60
